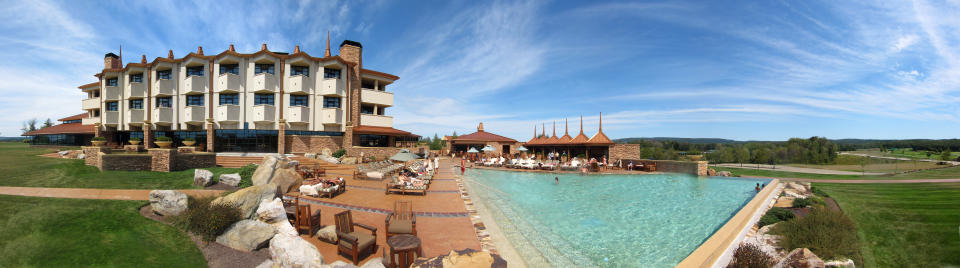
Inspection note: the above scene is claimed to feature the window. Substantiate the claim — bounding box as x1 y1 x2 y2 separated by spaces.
186 95 204 106
323 68 341 79
323 96 341 108
219 93 239 105
157 70 172 80
186 66 204 77
361 105 374 114
105 101 118 111
156 97 172 108
255 64 274 75
129 99 143 109
130 74 143 83
358 134 389 147
254 93 274 105
93 91 100 98
106 78 118 86
290 66 309 76
94 110 100 117
291 95 309 107
220 64 239 75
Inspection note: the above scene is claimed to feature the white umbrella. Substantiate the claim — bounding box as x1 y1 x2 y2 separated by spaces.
482 145 496 152
467 147 479 153
517 146 528 152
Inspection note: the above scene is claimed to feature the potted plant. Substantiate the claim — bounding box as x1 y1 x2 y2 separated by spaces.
155 136 173 148
182 137 196 146
129 137 142 145
91 137 107 147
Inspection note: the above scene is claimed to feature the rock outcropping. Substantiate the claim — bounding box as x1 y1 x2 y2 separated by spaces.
775 248 825 268
216 219 277 252
213 184 280 219
194 169 214 187
252 155 302 193
148 190 188 216
220 173 242 187
411 249 507 268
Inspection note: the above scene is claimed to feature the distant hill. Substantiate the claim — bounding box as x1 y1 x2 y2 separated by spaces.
614 137 746 144
0 137 24 142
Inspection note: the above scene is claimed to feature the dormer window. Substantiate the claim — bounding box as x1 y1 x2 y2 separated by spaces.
220 64 239 75
290 66 309 76
130 74 143 83
186 66 204 77
323 68 340 79
255 64 274 75
157 70 172 80
106 78 118 86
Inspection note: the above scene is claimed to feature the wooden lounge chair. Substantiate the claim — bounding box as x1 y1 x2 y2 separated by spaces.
335 210 378 265
385 200 417 239
319 179 346 198
295 202 322 236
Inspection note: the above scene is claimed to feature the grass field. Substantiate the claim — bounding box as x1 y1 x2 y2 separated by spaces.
786 154 942 173
0 194 205 267
814 183 960 267
0 142 238 189
714 165 960 180
850 148 960 161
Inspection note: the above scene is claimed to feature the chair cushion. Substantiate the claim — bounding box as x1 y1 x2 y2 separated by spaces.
388 220 413 234
339 231 375 251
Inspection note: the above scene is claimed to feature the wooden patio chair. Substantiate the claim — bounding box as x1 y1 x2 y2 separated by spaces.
385 200 417 239
295 203 322 236
335 210 378 265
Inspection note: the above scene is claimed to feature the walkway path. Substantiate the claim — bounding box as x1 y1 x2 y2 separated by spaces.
0 186 224 200
714 163 886 176
740 176 960 184
840 152 960 165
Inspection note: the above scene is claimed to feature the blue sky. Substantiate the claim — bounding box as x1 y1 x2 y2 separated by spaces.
1 0 958 141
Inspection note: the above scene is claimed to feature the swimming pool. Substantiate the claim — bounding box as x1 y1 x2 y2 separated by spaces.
464 169 769 267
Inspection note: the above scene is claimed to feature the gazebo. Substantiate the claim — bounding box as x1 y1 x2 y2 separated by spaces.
450 123 520 157
524 113 614 161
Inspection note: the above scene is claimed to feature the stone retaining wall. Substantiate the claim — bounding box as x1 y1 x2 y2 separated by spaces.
349 147 402 161
284 135 343 154
175 153 216 171
82 146 108 166
82 147 215 172
652 160 709 176
99 153 152 171
609 144 640 161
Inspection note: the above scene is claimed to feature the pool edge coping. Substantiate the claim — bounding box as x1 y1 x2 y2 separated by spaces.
677 178 782 267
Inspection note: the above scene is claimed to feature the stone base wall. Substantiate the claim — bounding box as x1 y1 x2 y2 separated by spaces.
82 146 108 166
175 153 216 171
123 145 143 153
648 160 709 176
348 147 402 162
149 149 174 172
609 144 640 162
99 154 152 171
177 146 197 153
284 135 343 154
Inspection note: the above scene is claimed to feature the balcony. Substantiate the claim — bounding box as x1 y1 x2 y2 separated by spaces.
82 98 100 110
183 75 206 94
286 75 312 94
129 82 146 97
82 116 99 126
126 109 145 124
103 111 119 126
320 108 343 125
251 73 277 93
217 73 241 92
360 89 393 107
251 105 275 122
286 106 309 124
319 78 345 96
360 114 393 128
104 86 121 100
153 107 174 125
154 79 175 96
183 105 206 124
216 105 241 122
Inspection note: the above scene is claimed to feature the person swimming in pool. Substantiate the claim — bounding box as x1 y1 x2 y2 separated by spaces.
555 176 559 185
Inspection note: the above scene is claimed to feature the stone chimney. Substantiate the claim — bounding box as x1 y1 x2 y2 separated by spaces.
261 43 268 51
140 54 147 64
338 40 362 67
294 45 301 54
229 44 235 52
478 122 484 132
197 46 204 56
103 53 121 69
168 50 174 59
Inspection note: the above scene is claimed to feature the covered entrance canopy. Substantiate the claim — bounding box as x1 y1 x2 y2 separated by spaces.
524 113 614 161
451 123 519 156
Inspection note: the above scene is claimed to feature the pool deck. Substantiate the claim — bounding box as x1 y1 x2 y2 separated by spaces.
677 179 782 267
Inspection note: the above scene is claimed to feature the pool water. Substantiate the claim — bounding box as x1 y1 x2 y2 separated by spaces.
464 169 769 267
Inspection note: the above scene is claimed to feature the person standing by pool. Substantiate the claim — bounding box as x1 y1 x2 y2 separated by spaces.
460 157 466 175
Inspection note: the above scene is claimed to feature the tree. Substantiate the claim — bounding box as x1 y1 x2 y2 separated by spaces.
42 118 53 128
451 131 458 139
21 118 37 134
941 149 953 161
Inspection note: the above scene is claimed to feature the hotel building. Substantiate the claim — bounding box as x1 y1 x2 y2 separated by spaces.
39 37 419 158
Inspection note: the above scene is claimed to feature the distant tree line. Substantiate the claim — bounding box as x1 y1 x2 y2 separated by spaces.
833 139 960 152
627 136 839 165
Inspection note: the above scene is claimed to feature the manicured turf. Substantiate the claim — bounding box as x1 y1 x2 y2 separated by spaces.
0 142 238 189
0 194 205 267
814 183 960 267
714 165 960 180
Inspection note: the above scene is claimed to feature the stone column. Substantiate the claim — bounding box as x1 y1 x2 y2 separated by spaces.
94 123 102 137
149 149 175 172
343 125 353 156
206 119 215 152
143 122 152 149
277 119 286 154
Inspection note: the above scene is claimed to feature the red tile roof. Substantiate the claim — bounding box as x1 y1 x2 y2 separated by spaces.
353 125 419 137
454 130 517 143
586 113 614 145
58 113 88 122
22 122 95 136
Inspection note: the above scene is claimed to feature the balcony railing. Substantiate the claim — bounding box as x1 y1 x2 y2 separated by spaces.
286 106 309 124
154 79 175 96
360 89 393 107
360 114 393 128
126 109 145 124
251 105 275 122
103 111 120 125
320 108 343 125
183 105 205 124
319 78 345 96
129 82 146 97
252 73 277 93
216 105 241 122
286 75 312 94
184 75 206 94
82 98 100 110
81 116 99 126
217 73 241 92
153 107 174 125
104 86 121 100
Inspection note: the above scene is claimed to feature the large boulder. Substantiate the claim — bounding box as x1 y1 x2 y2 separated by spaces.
359 259 386 268
256 260 278 268
256 198 288 224
304 153 318 159
213 184 280 219
321 148 332 156
823 259 855 268
411 249 507 268
707 168 717 176
252 155 284 186
743 223 783 258
216 219 277 252
149 190 188 216
272 168 303 193
220 173 242 187
776 248 825 268
269 230 324 268
717 171 732 177
341 157 357 165
251 155 302 193
77 153 85 159
318 155 340 164
194 169 214 187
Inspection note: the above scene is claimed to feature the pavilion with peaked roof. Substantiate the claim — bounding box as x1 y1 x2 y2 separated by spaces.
451 122 521 155
22 113 96 146
523 113 616 160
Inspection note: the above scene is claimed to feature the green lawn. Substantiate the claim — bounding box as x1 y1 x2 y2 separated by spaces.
814 183 960 267
0 142 238 189
714 165 960 180
850 148 960 161
0 194 205 267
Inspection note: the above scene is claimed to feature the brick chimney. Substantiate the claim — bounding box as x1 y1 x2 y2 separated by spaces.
339 40 362 67
103 53 121 69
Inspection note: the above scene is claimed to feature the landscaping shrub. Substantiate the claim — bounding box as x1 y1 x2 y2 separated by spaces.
772 208 860 261
183 137 195 142
758 207 794 227
332 149 346 158
792 197 813 208
170 195 242 242
237 164 257 188
156 136 172 141
129 137 141 141
91 137 106 141
811 186 830 197
726 243 775 268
